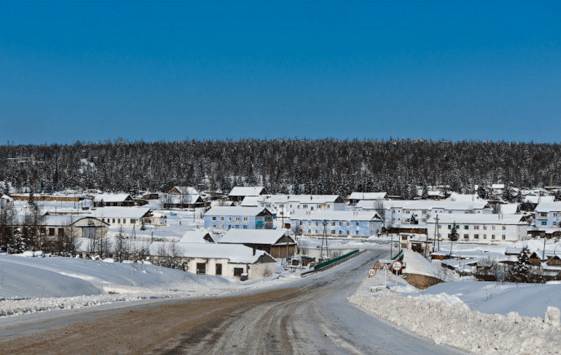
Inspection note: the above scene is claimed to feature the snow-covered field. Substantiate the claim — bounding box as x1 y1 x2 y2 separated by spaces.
0 253 302 318
350 249 561 354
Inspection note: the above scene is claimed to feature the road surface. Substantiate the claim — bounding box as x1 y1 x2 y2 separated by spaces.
0 249 466 354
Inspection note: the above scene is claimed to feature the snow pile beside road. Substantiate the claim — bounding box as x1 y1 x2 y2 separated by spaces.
350 281 561 354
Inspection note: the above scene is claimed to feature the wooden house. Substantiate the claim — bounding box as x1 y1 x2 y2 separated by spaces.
218 229 297 258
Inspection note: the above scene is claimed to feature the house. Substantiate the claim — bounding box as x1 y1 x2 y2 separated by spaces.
347 192 387 205
141 192 163 200
228 186 268 203
204 207 274 230
534 202 561 228
91 207 160 227
169 186 199 195
257 194 347 218
149 242 276 280
1 194 13 207
290 210 383 237
218 229 297 258
162 194 206 209
40 215 109 239
93 194 135 207
426 214 530 242
179 230 216 243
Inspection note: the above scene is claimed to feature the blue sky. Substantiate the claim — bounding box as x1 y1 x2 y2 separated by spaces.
1 1 560 144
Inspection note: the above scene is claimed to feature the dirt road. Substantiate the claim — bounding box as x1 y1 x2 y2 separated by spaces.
0 250 466 354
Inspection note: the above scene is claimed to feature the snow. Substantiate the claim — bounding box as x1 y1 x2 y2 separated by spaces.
350 248 561 354
219 228 290 245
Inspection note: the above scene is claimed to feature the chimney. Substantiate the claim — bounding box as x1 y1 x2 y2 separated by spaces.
253 247 256 256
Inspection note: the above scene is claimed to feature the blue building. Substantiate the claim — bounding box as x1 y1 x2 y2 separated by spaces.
534 202 561 228
204 207 274 230
290 210 383 237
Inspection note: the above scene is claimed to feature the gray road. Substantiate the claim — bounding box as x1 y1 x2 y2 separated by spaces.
0 249 467 354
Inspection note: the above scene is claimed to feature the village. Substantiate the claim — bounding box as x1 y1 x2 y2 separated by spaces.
2 182 561 285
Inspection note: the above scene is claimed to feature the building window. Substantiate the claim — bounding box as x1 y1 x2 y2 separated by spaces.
131 219 136 224
315 221 319 226
212 217 217 221
49 228 55 236
502 235 506 240
483 226 487 230
331 230 335 234
483 234 487 239
474 234 479 239
474 226 479 230
339 230 342 235
243 225 248 229
196 263 206 275
542 221 547 226
492 226 496 230
492 234 495 239
221 217 224 221
216 264 222 275
464 225 469 230
355 231 359 235
234 267 244 277
502 226 506 230
331 222 335 226
308 229 311 234
347 230 350 235
112 219 115 223
448 225 452 229
243 217 248 222
212 224 217 228
464 234 469 239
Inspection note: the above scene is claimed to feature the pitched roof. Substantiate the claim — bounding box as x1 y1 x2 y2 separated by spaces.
42 215 107 226
348 192 387 200
90 207 151 219
155 242 273 263
93 194 133 203
229 186 266 197
179 230 215 243
535 202 561 212
219 229 292 245
169 186 199 195
205 206 271 217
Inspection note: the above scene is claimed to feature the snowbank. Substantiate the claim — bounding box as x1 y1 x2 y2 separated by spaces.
350 277 561 354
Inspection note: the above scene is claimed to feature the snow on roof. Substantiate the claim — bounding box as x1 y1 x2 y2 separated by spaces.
385 200 490 210
91 207 151 219
241 196 260 207
1 194 13 201
166 194 203 204
524 195 555 204
219 229 291 245
535 202 561 213
427 214 527 225
229 186 266 197
170 186 199 195
348 192 387 200
205 206 270 216
93 194 132 203
179 230 214 243
492 184 505 189
499 203 519 214
259 194 344 204
42 215 105 226
401 249 442 277
290 210 381 221
446 193 481 202
166 242 272 263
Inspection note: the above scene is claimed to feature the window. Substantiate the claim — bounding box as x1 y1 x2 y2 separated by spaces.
331 230 335 234
221 217 224 221
339 222 342 227
464 234 469 239
346 230 350 235
540 212 548 217
212 224 216 228
406 211 410 214
331 222 335 226
216 264 222 275
502 235 506 240
49 228 55 236
196 263 206 275
228 217 232 221
492 234 496 239
212 217 217 221
502 226 506 230
235 217 240 221
58 228 64 237
339 230 342 235
131 219 136 224
355 230 359 235
347 222 350 226
308 229 311 234
483 234 487 239
401 235 408 241
243 225 247 229
492 226 496 230
474 226 479 230
243 217 248 222
448 225 452 230
464 225 469 230
315 221 319 226
474 234 479 239
542 221 547 226
234 267 244 277
303 204 308 209
112 219 115 223
483 225 487 230
117 219 121 224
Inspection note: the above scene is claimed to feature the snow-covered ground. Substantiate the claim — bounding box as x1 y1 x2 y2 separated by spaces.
0 253 303 318
350 249 561 354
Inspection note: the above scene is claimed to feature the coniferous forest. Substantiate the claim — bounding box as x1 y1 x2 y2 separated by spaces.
1 138 560 197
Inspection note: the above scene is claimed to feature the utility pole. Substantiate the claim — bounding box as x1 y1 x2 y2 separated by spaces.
320 220 329 260
435 214 439 252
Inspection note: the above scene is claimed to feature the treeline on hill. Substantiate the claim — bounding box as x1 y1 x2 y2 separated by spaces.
1 138 561 197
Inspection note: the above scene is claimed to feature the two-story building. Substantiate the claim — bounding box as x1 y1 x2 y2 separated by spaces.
256 194 347 218
290 210 383 237
534 202 561 228
426 214 530 242
204 207 274 230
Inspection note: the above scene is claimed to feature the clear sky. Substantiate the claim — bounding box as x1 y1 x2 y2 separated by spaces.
1 1 560 144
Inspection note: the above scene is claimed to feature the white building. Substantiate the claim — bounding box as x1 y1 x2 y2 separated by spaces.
91 207 161 227
426 214 530 242
256 194 346 218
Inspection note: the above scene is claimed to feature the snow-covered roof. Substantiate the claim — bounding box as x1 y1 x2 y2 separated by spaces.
179 230 214 243
535 202 561 213
169 186 199 195
446 193 481 202
93 194 133 203
241 196 260 207
90 207 151 219
290 210 382 222
259 194 345 204
169 243 273 264
427 214 527 225
229 186 266 197
348 192 387 200
205 206 271 217
165 194 203 204
1 194 13 201
42 215 107 226
524 195 555 204
384 200 490 211
219 229 292 245
499 203 519 214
